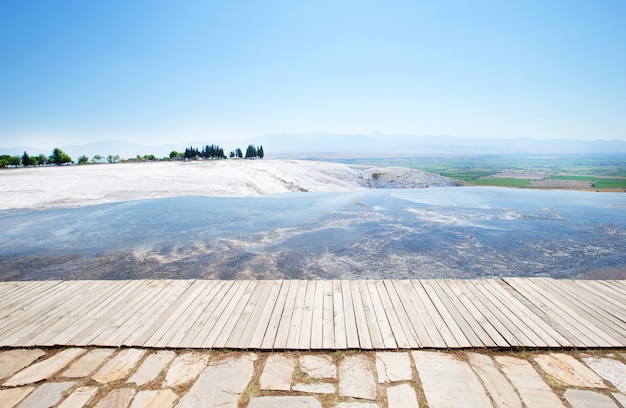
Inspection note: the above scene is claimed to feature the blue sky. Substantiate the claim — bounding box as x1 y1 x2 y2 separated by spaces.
1 0 625 148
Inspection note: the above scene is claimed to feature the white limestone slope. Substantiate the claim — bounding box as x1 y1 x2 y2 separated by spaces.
0 159 456 210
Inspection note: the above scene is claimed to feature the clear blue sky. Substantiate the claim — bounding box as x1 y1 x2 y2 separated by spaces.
1 0 625 148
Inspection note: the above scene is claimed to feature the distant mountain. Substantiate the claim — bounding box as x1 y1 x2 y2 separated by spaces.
253 133 626 157
2 133 625 160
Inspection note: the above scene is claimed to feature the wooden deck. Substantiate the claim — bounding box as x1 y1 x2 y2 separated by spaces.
0 278 625 350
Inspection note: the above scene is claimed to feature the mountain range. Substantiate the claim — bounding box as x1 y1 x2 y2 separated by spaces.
3 133 626 160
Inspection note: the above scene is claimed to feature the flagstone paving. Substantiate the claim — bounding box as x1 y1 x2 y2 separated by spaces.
0 349 45 381
1 347 626 407
564 388 618 408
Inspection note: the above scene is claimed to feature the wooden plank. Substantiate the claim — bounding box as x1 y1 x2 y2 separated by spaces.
0 281 57 314
584 281 626 307
366 280 395 349
138 280 210 347
90 280 172 345
0 280 82 339
260 280 290 350
421 280 474 347
225 280 273 348
156 280 224 347
248 280 283 349
486 279 566 347
14 281 111 346
210 280 258 348
349 280 372 349
382 280 421 348
187 280 244 348
532 278 626 345
374 280 411 349
298 280 316 350
272 280 300 349
175 280 233 348
310 280 325 349
474 279 556 347
390 280 441 347
65 280 144 346
503 278 597 347
432 280 493 347
573 280 626 321
445 280 509 348
70 280 151 345
196 280 251 348
341 280 360 349
322 280 335 349
358 280 384 349
332 280 347 349
24 280 122 346
286 280 308 349
409 280 458 347
459 280 524 347
506 277 620 347
106 280 178 346
9 281 103 346
0 280 99 346
1 278 623 350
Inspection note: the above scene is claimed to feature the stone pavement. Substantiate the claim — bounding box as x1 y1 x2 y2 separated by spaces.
1 347 625 407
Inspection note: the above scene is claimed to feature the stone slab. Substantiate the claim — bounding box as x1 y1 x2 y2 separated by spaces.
293 382 335 394
162 352 209 388
495 356 565 408
334 403 379 408
534 353 607 388
176 353 257 408
0 387 35 408
386 383 418 408
413 351 491 408
467 352 522 408
299 354 336 379
92 348 146 384
130 389 177 408
339 354 377 401
4 348 85 387
564 389 617 408
375 352 412 383
15 381 75 408
582 356 626 393
0 349 45 380
94 388 136 408
57 386 99 408
128 350 176 386
248 396 321 408
260 354 295 391
63 349 115 378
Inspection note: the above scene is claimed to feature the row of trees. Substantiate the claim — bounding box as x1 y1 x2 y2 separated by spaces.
2 144 266 168
170 144 265 160
1 148 73 167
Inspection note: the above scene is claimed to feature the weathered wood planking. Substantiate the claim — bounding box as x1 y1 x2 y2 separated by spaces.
0 278 625 350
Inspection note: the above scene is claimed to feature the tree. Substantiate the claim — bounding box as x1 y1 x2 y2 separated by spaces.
257 145 264 159
0 155 20 167
169 150 180 159
49 148 72 165
245 145 257 159
21 151 34 166
77 155 89 165
36 154 47 165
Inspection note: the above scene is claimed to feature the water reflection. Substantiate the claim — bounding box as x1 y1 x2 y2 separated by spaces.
1 188 625 280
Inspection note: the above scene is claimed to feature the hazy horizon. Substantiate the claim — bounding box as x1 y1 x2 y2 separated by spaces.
1 1 625 149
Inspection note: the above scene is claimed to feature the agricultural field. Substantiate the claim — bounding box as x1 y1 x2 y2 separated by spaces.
337 153 626 191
